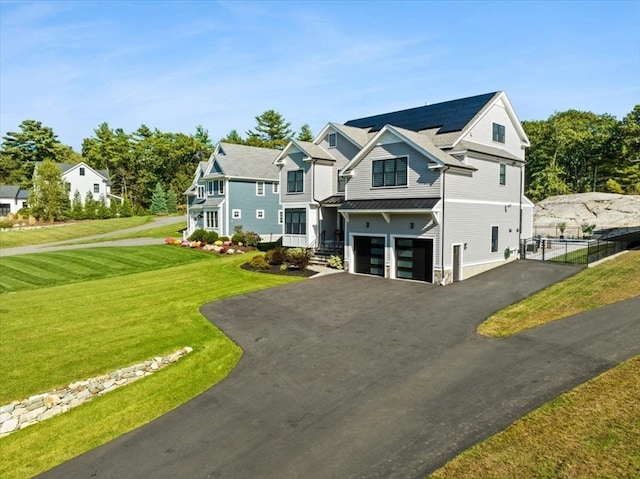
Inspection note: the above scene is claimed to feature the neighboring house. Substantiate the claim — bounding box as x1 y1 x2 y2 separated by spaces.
185 142 281 240
0 185 29 216
276 91 533 284
34 161 114 207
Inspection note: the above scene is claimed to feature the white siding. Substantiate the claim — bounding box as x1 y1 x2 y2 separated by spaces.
458 98 525 161
314 163 334 202
62 164 111 206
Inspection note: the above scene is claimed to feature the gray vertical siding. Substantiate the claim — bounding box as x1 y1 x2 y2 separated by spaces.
346 142 441 200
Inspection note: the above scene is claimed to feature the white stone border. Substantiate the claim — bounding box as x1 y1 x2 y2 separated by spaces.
0 347 192 437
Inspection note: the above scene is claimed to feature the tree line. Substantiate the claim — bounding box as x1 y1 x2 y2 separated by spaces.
1 105 638 220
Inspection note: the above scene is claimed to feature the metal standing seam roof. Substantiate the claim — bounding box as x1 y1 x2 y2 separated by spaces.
344 92 499 135
212 142 280 180
320 195 345 205
340 198 440 211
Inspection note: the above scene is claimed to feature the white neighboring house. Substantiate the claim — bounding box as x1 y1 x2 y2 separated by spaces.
34 161 115 206
0 185 29 216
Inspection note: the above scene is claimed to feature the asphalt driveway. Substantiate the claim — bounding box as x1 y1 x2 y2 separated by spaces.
38 260 640 478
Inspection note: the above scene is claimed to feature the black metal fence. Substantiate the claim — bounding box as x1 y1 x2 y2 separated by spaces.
520 230 640 265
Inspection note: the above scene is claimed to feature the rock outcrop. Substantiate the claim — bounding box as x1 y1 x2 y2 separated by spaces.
533 193 640 236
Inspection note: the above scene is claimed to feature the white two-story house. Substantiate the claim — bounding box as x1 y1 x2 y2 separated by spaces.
34 161 113 206
276 91 533 284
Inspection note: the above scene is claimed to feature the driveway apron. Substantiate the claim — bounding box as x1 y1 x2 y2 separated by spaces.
37 260 640 479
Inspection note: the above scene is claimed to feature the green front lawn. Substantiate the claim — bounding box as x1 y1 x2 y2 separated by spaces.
0 217 156 248
0 245 210 294
0 252 302 478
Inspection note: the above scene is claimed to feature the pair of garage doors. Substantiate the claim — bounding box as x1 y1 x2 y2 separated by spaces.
353 236 433 282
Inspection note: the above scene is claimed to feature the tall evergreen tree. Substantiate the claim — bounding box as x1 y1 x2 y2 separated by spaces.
150 182 168 214
84 191 98 219
0 120 77 187
246 110 293 148
70 189 85 220
297 124 314 142
165 188 178 214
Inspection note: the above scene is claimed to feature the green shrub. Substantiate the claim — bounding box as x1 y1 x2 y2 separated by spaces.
327 254 343 269
243 231 261 247
249 254 270 270
203 231 218 244
231 232 244 244
0 219 13 229
286 248 312 272
218 236 229 242
188 229 207 242
265 247 287 265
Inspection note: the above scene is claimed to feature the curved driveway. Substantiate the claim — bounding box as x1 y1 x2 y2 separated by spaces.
38 260 640 478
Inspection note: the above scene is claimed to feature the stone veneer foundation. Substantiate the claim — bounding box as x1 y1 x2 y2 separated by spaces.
0 347 192 437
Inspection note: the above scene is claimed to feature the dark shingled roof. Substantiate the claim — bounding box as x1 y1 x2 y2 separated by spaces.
344 92 498 134
340 198 440 211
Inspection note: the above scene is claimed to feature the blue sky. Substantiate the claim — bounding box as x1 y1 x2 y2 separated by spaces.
1 0 639 151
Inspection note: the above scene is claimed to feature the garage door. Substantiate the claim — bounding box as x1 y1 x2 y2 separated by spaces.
395 238 433 282
354 236 385 277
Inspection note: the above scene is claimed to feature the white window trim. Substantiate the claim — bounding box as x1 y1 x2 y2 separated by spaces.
499 163 506 186
256 181 265 196
328 132 337 148
218 180 225 195
256 209 265 219
272 183 279 194
232 209 241 219
197 185 205 199
278 209 283 224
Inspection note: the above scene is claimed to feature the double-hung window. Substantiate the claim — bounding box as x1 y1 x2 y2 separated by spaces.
197 185 205 199
328 133 337 148
93 184 100 193
499 164 506 185
372 157 407 187
206 211 218 228
492 123 505 143
491 226 499 252
272 183 279 194
79 167 85 176
256 182 265 196
208 181 214 195
287 170 304 193
285 208 306 235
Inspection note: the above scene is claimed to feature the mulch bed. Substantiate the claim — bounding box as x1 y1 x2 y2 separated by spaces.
240 263 319 277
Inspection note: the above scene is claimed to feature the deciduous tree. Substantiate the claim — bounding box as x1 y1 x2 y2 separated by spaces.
29 159 69 223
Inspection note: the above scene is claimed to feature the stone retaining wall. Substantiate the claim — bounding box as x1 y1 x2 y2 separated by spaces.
0 347 192 437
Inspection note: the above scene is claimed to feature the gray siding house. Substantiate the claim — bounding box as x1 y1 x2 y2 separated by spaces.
274 124 371 248
276 91 533 284
185 142 281 240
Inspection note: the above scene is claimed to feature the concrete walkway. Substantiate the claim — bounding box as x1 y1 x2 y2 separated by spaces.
0 216 186 257
37 260 640 479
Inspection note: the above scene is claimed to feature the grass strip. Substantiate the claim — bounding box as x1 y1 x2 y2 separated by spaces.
0 217 155 248
427 355 640 479
63 218 187 244
0 245 211 294
478 250 640 337
0 254 301 478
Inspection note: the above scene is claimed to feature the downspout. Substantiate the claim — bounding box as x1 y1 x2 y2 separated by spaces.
518 163 523 253
440 166 450 285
